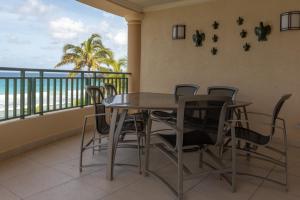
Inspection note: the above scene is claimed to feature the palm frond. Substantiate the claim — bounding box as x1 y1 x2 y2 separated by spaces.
63 44 80 53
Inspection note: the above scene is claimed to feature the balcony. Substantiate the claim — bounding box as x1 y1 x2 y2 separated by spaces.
1 0 300 200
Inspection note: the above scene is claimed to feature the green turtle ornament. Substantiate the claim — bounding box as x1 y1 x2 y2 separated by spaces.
255 22 271 42
192 30 205 47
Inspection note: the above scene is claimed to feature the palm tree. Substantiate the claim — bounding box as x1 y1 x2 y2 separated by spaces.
108 57 127 72
102 57 127 78
55 34 112 73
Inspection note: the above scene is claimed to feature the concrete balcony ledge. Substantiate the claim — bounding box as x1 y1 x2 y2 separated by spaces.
0 107 94 160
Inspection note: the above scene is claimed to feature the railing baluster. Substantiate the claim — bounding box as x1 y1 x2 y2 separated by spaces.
76 78 79 107
20 70 25 118
32 78 36 114
13 78 17 117
65 78 68 108
118 78 121 94
71 78 74 107
5 78 9 119
125 78 128 94
121 77 124 94
97 78 100 87
93 73 97 86
59 78 62 109
47 78 50 112
27 78 32 116
80 72 84 107
85 77 89 105
53 78 56 110
39 71 43 115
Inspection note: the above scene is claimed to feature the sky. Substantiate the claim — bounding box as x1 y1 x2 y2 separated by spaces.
0 0 128 69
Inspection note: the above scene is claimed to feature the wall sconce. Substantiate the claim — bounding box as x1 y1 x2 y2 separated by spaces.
172 25 186 40
280 11 300 31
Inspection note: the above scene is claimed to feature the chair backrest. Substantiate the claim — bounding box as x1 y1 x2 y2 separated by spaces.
175 84 199 96
207 86 239 100
85 86 109 133
104 84 117 97
177 95 231 147
271 94 292 135
86 86 104 105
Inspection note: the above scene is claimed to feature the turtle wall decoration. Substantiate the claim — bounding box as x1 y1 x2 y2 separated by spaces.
240 29 247 38
211 47 218 55
212 34 218 42
255 22 271 42
192 30 205 47
243 43 251 51
212 21 219 30
237 17 244 26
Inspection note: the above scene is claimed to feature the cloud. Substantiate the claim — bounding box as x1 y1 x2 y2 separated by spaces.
49 17 86 40
114 29 127 45
98 20 109 32
18 0 54 16
106 29 127 46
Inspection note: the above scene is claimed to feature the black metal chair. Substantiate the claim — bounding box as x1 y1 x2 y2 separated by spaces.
104 83 118 98
151 84 199 120
79 86 145 173
207 86 239 100
149 96 236 200
103 83 146 142
204 86 238 126
228 94 291 190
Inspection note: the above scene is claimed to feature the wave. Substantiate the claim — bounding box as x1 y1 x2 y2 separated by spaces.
0 89 85 112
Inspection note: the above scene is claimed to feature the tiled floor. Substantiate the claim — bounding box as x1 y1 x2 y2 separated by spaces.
0 124 299 200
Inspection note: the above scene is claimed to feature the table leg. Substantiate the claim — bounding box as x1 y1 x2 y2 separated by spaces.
111 110 127 172
242 106 250 129
106 108 118 180
144 110 152 176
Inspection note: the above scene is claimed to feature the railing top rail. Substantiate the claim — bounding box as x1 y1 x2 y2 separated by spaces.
0 67 131 75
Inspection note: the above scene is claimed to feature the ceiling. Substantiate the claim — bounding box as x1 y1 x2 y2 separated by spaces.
108 0 211 12
125 0 180 8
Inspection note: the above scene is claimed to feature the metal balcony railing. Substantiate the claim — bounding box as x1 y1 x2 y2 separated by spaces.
0 67 130 122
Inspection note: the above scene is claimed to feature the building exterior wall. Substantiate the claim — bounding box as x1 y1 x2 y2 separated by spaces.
140 0 300 145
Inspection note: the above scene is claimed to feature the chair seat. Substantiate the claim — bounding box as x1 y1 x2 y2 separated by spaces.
98 119 144 136
232 127 271 145
122 119 144 132
151 111 176 120
158 128 218 148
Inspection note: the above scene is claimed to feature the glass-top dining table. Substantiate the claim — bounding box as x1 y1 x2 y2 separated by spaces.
103 92 252 180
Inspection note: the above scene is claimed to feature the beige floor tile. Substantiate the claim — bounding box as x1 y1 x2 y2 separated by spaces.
0 186 21 200
145 148 172 170
24 144 78 166
263 169 300 197
52 150 109 178
271 162 300 178
80 166 142 193
235 162 272 185
155 163 207 193
250 184 298 200
0 156 44 183
2 167 72 198
101 176 174 200
286 146 300 164
189 174 260 200
24 178 107 200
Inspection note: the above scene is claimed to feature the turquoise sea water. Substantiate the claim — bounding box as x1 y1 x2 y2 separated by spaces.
0 72 74 94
